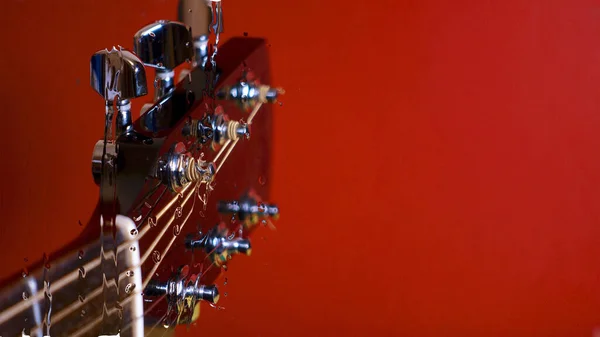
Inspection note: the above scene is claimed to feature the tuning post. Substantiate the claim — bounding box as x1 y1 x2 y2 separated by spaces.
155 142 215 191
90 47 148 135
218 196 279 226
217 81 284 110
185 226 251 265
145 278 219 304
182 110 249 146
133 20 194 102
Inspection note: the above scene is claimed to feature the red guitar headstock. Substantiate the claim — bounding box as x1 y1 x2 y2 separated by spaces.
0 1 283 336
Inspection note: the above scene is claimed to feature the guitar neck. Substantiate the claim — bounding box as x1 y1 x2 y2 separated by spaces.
0 206 144 337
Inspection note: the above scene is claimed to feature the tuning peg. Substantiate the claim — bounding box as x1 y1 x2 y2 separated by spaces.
217 80 285 110
154 142 216 191
185 228 252 265
90 47 147 135
133 20 194 101
145 279 219 304
178 0 212 67
182 108 249 146
218 197 279 226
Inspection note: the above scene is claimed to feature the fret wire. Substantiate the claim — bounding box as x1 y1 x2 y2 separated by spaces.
6 101 266 332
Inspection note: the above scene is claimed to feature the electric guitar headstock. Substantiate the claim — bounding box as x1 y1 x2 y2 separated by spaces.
0 1 283 336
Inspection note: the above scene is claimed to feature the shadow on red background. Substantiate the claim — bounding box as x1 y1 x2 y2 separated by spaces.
1 0 600 336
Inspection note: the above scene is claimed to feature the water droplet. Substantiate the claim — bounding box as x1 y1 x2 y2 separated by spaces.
78 294 85 302
22 292 28 300
278 102 283 107
129 246 136 252
130 228 138 236
21 268 28 278
78 250 84 260
222 265 228 271
261 220 267 226
258 175 266 185
152 250 161 264
224 292 228 297
224 277 228 285
81 309 86 317
188 8 192 12
126 270 134 277
125 283 136 294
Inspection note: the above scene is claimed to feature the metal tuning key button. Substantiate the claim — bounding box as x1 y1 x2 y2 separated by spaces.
178 0 212 67
90 47 148 135
218 195 279 226
185 228 252 265
145 279 220 304
217 80 284 110
133 20 194 102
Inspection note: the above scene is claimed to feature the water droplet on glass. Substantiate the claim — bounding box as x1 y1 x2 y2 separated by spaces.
224 277 228 285
130 228 138 236
279 102 283 106
258 175 266 185
22 292 28 300
152 250 161 264
129 246 136 252
21 268 28 278
224 292 228 297
126 270 134 277
188 8 192 12
125 283 136 294
78 250 84 260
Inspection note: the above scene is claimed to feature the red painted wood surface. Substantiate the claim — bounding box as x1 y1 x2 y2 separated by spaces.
1 1 600 336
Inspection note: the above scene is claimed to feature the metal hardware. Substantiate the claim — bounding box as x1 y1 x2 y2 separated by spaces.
133 20 194 101
182 112 248 145
90 47 148 135
155 142 215 191
178 0 212 67
185 228 251 265
217 81 283 110
217 196 279 224
145 279 219 304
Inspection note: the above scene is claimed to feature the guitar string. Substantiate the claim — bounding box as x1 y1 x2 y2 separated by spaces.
15 102 267 334
0 184 188 327
33 181 199 332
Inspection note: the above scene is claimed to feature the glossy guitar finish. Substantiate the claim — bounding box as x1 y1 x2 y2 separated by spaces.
0 13 281 337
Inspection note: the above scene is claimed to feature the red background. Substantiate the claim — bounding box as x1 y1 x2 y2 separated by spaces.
2 0 600 336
